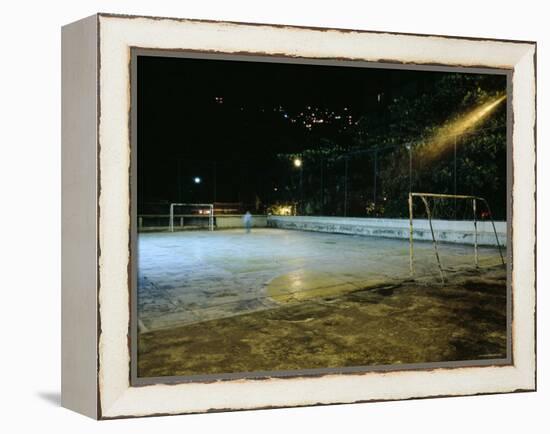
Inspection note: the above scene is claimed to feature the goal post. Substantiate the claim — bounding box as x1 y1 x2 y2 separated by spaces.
169 203 214 232
408 192 505 283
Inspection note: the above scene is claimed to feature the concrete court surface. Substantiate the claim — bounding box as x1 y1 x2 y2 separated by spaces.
137 228 505 332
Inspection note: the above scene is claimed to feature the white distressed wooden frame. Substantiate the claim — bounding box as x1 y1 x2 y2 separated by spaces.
61 13 536 419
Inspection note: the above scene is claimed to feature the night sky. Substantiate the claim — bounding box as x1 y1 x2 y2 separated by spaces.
137 55 502 213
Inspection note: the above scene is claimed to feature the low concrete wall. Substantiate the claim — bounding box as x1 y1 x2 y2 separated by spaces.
215 215 268 229
137 214 268 232
267 216 507 247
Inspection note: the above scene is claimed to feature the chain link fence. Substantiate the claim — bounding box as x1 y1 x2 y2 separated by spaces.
272 126 507 220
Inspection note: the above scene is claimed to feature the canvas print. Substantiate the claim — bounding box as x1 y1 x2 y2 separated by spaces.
134 54 509 380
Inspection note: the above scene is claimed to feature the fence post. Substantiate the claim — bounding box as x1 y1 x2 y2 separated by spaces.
373 147 378 206
169 203 174 232
453 136 457 219
473 198 479 267
409 192 414 276
344 157 348 217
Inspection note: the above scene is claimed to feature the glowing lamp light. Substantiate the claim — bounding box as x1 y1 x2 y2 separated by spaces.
194 177 202 184
293 158 302 168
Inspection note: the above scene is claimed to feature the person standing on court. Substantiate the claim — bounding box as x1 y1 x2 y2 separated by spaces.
243 211 252 234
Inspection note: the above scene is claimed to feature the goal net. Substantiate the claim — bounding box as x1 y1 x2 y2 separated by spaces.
408 192 505 283
169 203 214 232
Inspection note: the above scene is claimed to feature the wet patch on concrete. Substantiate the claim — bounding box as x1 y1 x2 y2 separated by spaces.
267 270 360 303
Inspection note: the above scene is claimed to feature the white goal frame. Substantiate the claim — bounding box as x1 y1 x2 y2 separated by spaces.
169 203 214 232
408 192 505 283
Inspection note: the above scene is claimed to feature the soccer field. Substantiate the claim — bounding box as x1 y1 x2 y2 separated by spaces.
137 228 505 332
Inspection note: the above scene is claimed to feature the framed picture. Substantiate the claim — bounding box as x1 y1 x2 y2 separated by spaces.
61 13 536 419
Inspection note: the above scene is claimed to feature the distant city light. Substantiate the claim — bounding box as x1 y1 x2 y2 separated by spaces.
194 177 202 184
223 103 358 132
294 158 302 168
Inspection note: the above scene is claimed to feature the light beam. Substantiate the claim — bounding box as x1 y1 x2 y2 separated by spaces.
419 93 506 163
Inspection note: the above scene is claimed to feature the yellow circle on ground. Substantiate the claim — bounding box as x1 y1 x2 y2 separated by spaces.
267 269 361 303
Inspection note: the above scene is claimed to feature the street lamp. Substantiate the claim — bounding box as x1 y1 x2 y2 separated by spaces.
293 158 302 168
193 176 202 184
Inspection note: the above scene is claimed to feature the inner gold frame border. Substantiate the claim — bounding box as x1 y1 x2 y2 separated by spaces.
128 49 513 385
